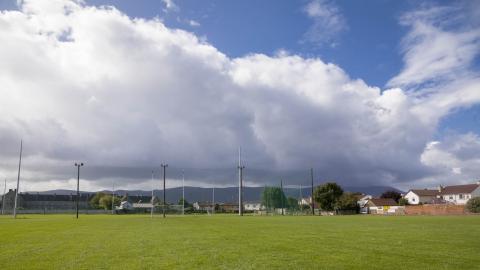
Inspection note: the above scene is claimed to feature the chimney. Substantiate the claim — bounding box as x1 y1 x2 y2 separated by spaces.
438 185 443 192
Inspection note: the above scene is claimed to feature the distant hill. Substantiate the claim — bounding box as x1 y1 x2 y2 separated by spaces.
32 185 404 203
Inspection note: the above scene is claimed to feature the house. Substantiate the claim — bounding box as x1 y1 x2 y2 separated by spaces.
193 202 213 211
217 203 239 213
356 194 372 214
366 198 403 214
437 182 480 205
132 203 154 209
244 201 262 211
299 197 311 206
356 194 372 207
404 189 439 205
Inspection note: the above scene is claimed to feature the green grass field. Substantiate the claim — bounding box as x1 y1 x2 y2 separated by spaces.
0 214 479 269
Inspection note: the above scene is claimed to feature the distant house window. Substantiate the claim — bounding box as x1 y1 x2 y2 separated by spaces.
412 198 416 202
459 194 464 199
449 196 453 200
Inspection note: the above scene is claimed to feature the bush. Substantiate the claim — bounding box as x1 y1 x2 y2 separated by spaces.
398 198 409 206
466 197 480 213
334 192 359 212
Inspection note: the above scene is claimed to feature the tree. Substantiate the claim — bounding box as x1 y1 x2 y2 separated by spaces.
398 198 409 206
99 195 121 210
262 186 287 209
314 182 343 211
286 197 299 210
178 197 192 208
90 192 106 209
380 190 402 203
466 197 480 213
334 192 359 211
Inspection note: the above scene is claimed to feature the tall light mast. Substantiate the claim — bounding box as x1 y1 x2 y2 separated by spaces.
182 169 185 215
13 140 22 219
111 180 115 215
238 147 245 216
150 170 154 218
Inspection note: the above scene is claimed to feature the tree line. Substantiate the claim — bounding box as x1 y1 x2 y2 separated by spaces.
262 182 405 213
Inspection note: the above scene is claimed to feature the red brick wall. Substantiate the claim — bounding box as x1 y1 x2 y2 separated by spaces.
405 204 468 215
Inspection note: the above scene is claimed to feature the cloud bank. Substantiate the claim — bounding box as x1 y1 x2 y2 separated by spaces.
0 0 479 191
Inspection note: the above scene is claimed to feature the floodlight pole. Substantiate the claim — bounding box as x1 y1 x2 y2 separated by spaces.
212 186 215 215
161 163 168 218
74 162 84 219
281 179 284 216
310 168 314 216
2 178 6 215
151 171 154 218
111 181 115 215
13 140 22 219
182 170 185 215
238 148 245 216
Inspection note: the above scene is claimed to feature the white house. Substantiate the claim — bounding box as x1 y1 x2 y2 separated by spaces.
366 198 403 215
193 202 213 211
244 201 262 211
404 189 439 205
438 182 480 205
356 194 372 214
299 197 311 206
357 194 372 208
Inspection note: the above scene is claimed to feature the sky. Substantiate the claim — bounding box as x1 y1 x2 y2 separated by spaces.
0 0 479 192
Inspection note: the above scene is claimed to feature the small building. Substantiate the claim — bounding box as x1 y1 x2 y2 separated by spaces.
299 197 311 206
356 194 372 214
132 203 154 209
366 198 403 215
437 182 480 205
217 203 239 213
1 189 90 212
193 202 213 211
244 201 262 211
404 189 439 205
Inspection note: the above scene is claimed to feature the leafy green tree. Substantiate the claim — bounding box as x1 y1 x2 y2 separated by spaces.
286 197 299 210
90 192 106 209
178 197 192 208
466 197 480 213
380 190 402 203
262 186 287 209
99 195 121 210
314 182 343 211
398 198 409 206
334 192 359 211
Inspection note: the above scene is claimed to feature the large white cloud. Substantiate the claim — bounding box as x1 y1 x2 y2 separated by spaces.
0 0 478 191
420 133 480 187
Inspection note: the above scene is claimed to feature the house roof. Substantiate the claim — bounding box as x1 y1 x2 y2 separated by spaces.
408 189 439 196
440 184 479 195
368 198 398 206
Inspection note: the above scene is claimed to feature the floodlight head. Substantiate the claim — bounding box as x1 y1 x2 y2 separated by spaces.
75 163 78 166
81 163 84 166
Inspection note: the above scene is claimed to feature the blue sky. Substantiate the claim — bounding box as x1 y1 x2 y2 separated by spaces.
0 0 479 190
85 0 407 86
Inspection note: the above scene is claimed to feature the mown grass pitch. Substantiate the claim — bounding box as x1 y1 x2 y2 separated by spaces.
0 214 479 269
